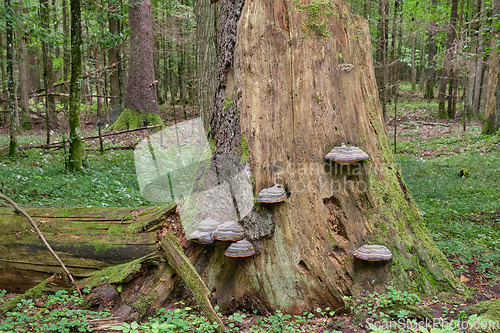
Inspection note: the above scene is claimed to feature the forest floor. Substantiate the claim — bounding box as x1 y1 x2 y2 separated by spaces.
0 95 499 332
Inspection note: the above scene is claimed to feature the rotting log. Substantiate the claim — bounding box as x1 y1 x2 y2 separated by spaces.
160 232 225 332
0 205 174 293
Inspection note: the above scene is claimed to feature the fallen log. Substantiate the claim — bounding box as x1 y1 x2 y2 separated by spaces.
0 205 174 293
0 193 81 296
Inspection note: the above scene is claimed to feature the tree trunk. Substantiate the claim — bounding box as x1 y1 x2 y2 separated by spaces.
17 4 32 131
6 0 18 157
482 0 500 134
376 0 389 118
40 0 56 144
193 0 464 313
471 0 485 118
108 0 123 109
194 0 217 132
68 0 83 171
438 0 458 119
424 0 437 100
0 205 172 293
124 0 159 115
60 0 70 111
411 28 416 90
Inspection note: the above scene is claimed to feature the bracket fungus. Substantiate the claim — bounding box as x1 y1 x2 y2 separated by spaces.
256 184 287 203
186 217 221 245
324 143 369 165
213 221 245 241
353 244 392 261
224 239 256 257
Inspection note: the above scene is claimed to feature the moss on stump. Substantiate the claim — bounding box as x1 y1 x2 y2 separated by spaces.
108 108 164 131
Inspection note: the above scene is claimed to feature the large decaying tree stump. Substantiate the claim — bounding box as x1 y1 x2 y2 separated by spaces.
193 0 465 313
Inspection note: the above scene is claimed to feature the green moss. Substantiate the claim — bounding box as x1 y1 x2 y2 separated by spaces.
240 133 250 162
363 111 468 297
471 299 500 322
108 108 164 131
0 277 51 315
293 0 335 38
81 253 161 287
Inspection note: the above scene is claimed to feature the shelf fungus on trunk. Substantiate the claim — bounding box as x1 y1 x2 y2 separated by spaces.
224 238 256 257
213 221 245 241
186 217 221 244
324 143 370 165
353 244 393 261
256 184 287 203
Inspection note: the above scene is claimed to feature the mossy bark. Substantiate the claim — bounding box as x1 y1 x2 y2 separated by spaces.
194 0 466 314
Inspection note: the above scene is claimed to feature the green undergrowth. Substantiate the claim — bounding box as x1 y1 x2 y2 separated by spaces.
0 147 149 207
391 126 499 156
0 289 112 332
396 135 500 284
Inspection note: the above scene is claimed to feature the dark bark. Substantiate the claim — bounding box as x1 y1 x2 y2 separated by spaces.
17 4 32 130
40 0 56 144
60 0 70 109
124 0 159 114
376 0 389 118
471 0 486 117
424 0 438 100
438 0 459 119
6 0 18 156
108 1 123 109
68 0 82 171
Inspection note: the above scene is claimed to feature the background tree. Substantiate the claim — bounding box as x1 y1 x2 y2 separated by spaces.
482 0 500 134
68 0 82 171
40 0 56 143
6 0 18 157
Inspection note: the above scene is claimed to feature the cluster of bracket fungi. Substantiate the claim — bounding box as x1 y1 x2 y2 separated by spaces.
187 143 392 261
187 219 255 257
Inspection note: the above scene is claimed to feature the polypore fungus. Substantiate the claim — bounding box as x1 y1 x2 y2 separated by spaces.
353 244 392 261
224 238 256 257
324 143 369 165
186 217 221 244
256 184 287 203
213 221 245 241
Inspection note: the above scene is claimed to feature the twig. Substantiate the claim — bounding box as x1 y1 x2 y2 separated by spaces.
0 193 82 297
21 124 163 150
46 183 68 197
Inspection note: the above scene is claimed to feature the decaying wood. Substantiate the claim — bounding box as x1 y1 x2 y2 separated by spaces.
0 204 174 292
0 274 56 316
160 232 225 333
191 0 465 313
0 193 81 296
